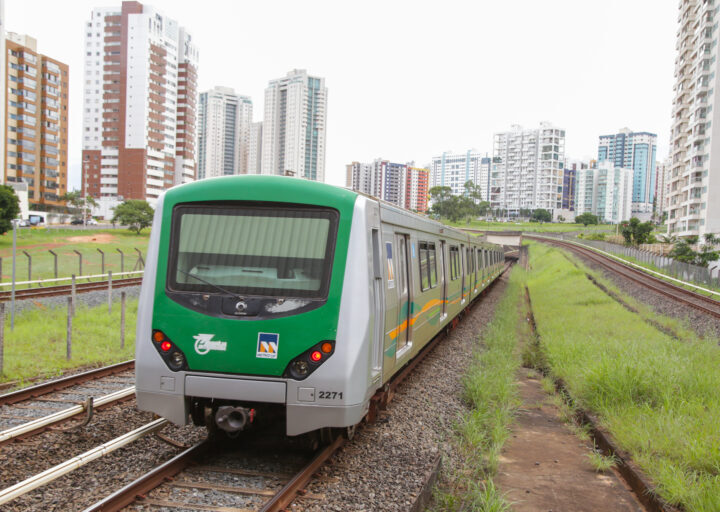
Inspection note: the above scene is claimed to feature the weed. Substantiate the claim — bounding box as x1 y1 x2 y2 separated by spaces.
586 450 618 472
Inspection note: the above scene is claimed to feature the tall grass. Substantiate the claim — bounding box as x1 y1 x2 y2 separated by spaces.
432 269 524 511
0 298 137 382
527 243 720 510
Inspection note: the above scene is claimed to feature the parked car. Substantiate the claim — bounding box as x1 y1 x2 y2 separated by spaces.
87 219 98 225
70 219 84 225
17 219 30 227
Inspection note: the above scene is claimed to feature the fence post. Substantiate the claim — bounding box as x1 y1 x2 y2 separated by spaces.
0 256 3 283
22 251 31 287
66 297 72 360
71 274 76 317
120 291 126 349
108 270 113 314
116 249 124 274
98 248 105 275
134 248 145 270
0 303 4 375
49 250 58 279
73 250 82 276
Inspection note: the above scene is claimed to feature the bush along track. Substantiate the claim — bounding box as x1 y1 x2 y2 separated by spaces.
431 267 524 511
525 242 720 511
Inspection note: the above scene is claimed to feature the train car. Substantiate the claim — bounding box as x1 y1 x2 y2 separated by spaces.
135 176 504 436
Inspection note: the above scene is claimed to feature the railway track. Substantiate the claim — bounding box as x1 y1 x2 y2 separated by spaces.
529 235 720 319
0 277 143 302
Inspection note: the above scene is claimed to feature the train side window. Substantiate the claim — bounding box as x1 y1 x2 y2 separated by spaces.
449 246 460 280
418 241 438 291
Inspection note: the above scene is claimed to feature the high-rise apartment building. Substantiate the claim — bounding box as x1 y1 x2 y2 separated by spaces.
261 69 327 181
5 33 68 207
562 159 589 211
247 121 262 174
668 0 720 237
346 158 429 212
405 166 429 212
197 86 252 180
491 123 565 215
82 1 198 214
429 150 488 197
598 128 657 219
575 162 633 224
0 0 5 186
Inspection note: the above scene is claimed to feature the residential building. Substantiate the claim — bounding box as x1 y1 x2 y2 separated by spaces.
261 69 327 181
429 150 488 197
491 123 566 216
81 1 199 216
247 121 262 174
197 86 252 180
5 33 69 208
598 128 657 220
655 158 671 219
667 0 720 237
562 159 589 211
405 166 429 212
0 0 5 185
575 162 633 224
346 158 429 212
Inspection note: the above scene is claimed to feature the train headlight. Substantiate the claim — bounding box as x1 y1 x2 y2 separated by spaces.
152 329 189 372
283 340 335 380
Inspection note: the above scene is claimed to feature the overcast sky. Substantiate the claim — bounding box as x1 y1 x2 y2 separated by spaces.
7 0 678 188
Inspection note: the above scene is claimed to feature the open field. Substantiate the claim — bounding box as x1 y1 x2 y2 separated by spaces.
444 219 615 233
0 296 137 383
0 228 150 284
526 241 720 510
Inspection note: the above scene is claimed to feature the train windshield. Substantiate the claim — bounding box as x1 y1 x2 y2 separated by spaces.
168 204 339 299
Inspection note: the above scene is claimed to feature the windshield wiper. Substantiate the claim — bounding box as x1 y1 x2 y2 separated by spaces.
177 269 245 301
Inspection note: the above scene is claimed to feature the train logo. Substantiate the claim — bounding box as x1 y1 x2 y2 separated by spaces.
193 333 228 355
256 333 279 359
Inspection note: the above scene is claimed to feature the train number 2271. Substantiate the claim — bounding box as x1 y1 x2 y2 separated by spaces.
318 391 343 400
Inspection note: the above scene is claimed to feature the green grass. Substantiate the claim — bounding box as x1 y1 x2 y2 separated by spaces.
526 242 720 510
431 268 523 511
444 219 614 233
586 450 619 473
0 297 137 383
0 227 149 285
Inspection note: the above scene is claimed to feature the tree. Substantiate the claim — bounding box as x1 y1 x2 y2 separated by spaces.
620 217 654 246
0 185 20 234
531 209 552 223
61 190 98 223
669 233 720 267
112 200 154 234
575 212 599 226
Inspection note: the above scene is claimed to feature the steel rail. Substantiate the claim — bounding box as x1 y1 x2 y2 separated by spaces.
0 277 143 301
0 360 135 406
0 386 135 446
529 236 720 319
0 418 168 506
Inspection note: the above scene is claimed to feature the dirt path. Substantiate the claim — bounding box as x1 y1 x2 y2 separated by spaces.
495 371 644 511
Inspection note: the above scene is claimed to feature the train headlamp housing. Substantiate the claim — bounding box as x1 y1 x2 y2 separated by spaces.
283 340 335 380
151 329 189 372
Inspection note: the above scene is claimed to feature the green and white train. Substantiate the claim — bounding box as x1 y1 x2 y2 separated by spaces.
135 176 504 436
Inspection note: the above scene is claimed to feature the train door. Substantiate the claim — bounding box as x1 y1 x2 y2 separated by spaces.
371 228 383 383
395 233 412 357
440 240 448 320
460 243 466 304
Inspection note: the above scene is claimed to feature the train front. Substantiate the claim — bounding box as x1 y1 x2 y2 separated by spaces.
135 176 367 436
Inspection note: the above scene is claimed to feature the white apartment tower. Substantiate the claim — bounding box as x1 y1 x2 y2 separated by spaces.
491 123 566 215
430 150 488 197
575 163 633 224
247 121 262 174
197 86 252 180
668 0 720 237
82 1 199 213
261 69 327 181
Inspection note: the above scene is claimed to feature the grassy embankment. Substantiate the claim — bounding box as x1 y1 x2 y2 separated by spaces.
432 268 525 511
527 242 720 510
0 227 150 285
444 219 614 233
0 297 137 383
